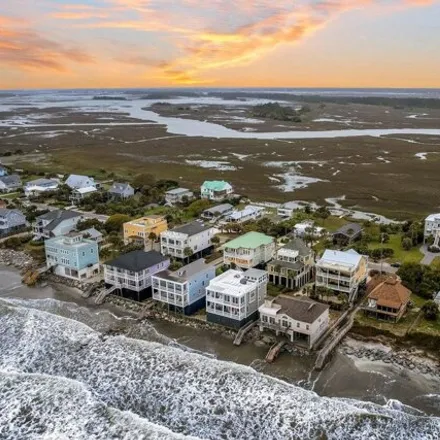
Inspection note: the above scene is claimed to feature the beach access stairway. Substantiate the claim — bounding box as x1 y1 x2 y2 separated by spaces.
233 321 257 346
95 285 119 304
265 341 286 363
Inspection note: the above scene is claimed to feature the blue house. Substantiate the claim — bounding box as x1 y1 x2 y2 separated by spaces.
45 232 100 280
151 259 215 315
0 165 8 177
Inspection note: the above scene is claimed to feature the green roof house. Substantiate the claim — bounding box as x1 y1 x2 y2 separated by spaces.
223 232 275 269
201 180 233 201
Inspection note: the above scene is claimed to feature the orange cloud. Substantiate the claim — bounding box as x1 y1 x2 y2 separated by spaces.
0 14 93 71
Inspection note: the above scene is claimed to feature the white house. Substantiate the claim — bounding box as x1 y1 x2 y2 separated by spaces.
104 250 170 301
161 221 215 259
316 249 368 300
70 186 98 204
277 201 301 218
206 268 268 329
225 205 264 224
108 182 134 200
223 232 275 269
258 296 329 349
201 181 233 201
165 188 194 205
152 259 216 315
65 174 96 190
33 210 82 240
293 221 325 239
24 178 59 196
424 213 440 245
201 203 234 220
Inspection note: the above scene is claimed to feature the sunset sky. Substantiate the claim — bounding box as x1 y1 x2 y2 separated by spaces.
1 0 439 89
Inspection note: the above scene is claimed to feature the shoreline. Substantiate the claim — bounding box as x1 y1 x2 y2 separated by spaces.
1 250 439 380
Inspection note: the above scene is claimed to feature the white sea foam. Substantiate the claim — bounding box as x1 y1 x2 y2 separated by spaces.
185 160 237 171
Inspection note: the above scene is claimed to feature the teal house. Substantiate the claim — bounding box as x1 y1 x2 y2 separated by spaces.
200 180 233 201
45 232 100 280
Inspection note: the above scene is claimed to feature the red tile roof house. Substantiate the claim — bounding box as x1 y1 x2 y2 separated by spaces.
362 276 411 322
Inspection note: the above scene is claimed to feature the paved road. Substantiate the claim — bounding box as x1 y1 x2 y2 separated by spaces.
368 262 399 274
420 244 437 265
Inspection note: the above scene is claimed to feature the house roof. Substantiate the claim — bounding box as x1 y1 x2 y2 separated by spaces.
0 174 21 186
155 259 210 283
202 203 233 216
225 232 273 250
202 180 232 191
37 210 82 232
106 250 168 272
268 259 304 271
166 187 191 195
319 249 363 268
74 186 97 195
65 174 95 189
426 213 440 222
0 208 25 220
81 228 102 239
368 277 411 309
26 178 58 187
171 221 212 236
270 295 329 324
282 238 312 257
109 182 133 194
333 223 362 238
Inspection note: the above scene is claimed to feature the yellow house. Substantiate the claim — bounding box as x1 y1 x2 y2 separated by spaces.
123 215 168 245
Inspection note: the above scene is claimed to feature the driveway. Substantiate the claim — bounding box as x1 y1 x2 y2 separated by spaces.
420 244 438 265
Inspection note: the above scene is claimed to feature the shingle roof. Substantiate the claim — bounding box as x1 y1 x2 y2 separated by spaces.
106 250 168 272
202 203 233 216
155 259 210 282
272 295 329 324
65 174 95 189
0 174 21 186
268 259 304 271
166 187 191 195
368 278 411 309
109 182 133 194
81 228 103 239
26 178 58 187
225 232 273 250
37 210 82 232
171 221 212 236
282 238 312 257
0 208 25 220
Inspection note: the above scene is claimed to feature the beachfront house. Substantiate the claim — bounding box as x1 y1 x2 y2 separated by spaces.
0 209 27 237
65 174 96 190
424 213 440 246
206 268 268 329
332 223 363 247
201 181 233 201
315 249 368 300
33 210 82 240
160 221 215 260
258 296 329 349
24 178 59 196
152 259 215 315
277 201 300 218
362 276 411 322
81 227 103 244
201 203 234 221
165 187 194 205
0 175 22 193
108 182 135 200
225 205 264 224
267 238 314 290
104 250 170 301
45 232 100 280
123 215 168 246
223 232 275 269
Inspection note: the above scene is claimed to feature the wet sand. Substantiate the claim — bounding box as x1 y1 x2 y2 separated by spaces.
1 265 439 417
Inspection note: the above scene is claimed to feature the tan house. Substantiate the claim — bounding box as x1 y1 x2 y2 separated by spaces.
362 276 411 322
123 215 168 246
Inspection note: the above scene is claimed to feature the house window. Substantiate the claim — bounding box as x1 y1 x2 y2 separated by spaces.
262 315 268 322
269 317 275 324
282 320 288 328
306 325 309 330
297 323 300 328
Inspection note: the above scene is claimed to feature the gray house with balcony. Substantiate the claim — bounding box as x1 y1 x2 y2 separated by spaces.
33 210 82 240
0 209 28 237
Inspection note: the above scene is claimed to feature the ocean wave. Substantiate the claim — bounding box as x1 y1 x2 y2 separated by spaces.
0 300 439 440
